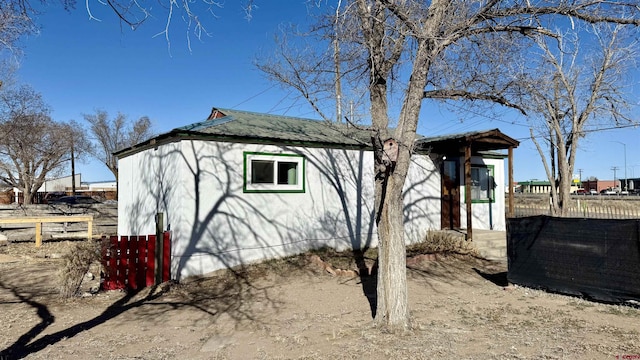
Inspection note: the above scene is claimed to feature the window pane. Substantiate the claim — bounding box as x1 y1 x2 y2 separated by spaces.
471 168 481 200
470 166 494 201
277 161 298 185
251 160 274 184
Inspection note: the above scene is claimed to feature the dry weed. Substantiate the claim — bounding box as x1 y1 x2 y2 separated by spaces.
407 230 480 257
58 239 105 298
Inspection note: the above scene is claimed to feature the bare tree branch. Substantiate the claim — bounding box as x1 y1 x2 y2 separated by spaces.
424 89 527 115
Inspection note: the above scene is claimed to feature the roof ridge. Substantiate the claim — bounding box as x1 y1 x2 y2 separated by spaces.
215 107 329 125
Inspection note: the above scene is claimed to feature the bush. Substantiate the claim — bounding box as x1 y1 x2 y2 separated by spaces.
407 230 479 257
58 239 105 298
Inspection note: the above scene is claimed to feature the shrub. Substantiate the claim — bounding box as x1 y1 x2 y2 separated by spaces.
58 239 105 298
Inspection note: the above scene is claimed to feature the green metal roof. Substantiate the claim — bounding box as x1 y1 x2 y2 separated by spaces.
175 107 371 146
115 107 518 158
518 180 551 186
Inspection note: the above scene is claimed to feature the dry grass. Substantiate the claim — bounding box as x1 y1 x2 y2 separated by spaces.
3 239 640 359
188 232 481 284
407 230 480 257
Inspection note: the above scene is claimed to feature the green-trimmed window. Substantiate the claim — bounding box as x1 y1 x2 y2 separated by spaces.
471 165 495 203
244 152 305 193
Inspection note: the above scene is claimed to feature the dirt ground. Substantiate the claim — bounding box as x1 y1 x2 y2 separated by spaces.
0 240 639 360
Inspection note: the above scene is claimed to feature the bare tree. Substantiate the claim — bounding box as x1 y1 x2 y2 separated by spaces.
259 1 640 330
0 0 76 54
525 25 637 216
83 110 152 182
0 0 39 54
0 85 76 204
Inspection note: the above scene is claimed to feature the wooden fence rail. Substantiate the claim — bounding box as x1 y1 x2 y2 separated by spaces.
0 215 93 247
512 204 640 219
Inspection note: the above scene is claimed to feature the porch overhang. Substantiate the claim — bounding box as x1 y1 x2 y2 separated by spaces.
416 128 519 155
417 129 520 241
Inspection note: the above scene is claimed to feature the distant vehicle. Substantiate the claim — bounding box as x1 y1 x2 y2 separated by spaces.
589 189 598 195
574 189 587 195
49 196 101 205
619 190 629 196
600 189 617 195
44 192 67 203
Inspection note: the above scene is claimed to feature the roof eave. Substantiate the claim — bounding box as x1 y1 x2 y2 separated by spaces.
114 130 372 159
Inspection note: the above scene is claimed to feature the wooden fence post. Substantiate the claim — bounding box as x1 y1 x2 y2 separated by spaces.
155 213 164 285
35 222 42 247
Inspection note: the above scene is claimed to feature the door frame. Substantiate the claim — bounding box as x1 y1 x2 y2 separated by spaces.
441 159 461 229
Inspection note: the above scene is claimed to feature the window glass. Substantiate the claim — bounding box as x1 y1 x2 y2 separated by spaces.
277 162 298 185
471 165 494 202
251 160 274 184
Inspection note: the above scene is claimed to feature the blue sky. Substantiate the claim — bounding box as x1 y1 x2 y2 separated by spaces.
14 3 640 184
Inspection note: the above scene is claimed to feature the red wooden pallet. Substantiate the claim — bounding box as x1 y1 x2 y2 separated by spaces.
102 232 171 290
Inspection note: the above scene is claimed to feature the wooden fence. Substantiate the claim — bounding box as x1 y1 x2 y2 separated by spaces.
102 232 171 291
0 215 93 247
513 204 640 219
0 204 117 240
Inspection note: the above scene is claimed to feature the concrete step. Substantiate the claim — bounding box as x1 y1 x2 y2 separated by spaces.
470 230 506 261
439 229 507 261
473 238 505 248
479 247 507 261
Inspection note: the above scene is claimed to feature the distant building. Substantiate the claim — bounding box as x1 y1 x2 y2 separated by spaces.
5 174 117 204
36 174 82 193
581 179 619 193
517 180 581 194
85 180 117 191
518 180 552 194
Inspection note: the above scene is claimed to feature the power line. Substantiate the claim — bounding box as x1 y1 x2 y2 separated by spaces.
231 85 277 109
579 123 639 134
439 101 640 136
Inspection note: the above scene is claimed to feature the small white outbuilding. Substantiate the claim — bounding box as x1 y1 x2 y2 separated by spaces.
116 107 518 280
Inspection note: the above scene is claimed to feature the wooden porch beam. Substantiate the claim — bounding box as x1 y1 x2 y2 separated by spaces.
465 144 473 241
508 146 514 218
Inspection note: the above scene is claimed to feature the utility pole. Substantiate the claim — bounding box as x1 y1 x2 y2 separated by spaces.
71 141 76 196
611 166 619 189
578 168 583 188
612 141 627 191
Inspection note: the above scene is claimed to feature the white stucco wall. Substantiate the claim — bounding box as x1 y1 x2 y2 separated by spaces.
118 139 442 280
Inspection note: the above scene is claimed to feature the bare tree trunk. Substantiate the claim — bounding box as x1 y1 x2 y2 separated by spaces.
22 182 33 205
372 36 428 329
374 172 409 329
557 161 571 217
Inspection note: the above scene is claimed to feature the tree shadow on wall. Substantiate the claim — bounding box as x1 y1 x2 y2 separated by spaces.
124 142 293 316
127 140 443 322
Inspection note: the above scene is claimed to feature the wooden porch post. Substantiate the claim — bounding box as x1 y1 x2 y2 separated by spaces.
508 146 514 218
465 144 473 241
